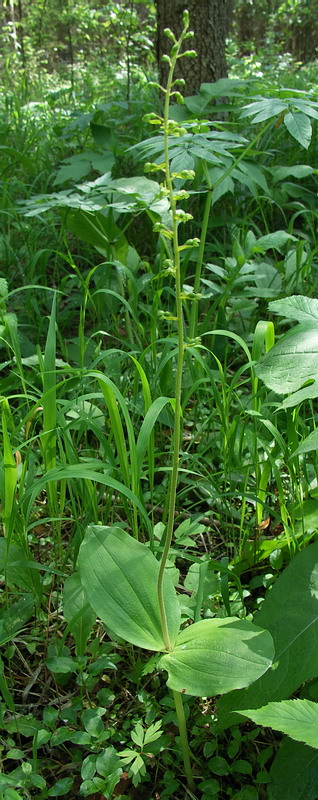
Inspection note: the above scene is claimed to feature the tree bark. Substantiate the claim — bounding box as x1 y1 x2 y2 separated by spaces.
156 0 228 95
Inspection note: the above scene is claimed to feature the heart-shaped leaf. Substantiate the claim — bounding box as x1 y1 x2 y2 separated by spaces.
159 617 274 696
78 526 180 651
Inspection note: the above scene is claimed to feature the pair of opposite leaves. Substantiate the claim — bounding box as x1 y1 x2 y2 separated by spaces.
78 525 274 698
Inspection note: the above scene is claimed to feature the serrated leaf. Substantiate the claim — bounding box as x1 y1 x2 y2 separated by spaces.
200 77 247 97
0 278 8 298
109 176 161 206
78 525 180 651
53 156 91 186
253 263 282 292
292 428 318 456
254 231 295 251
240 98 287 122
90 123 112 149
269 295 318 324
238 161 269 192
159 617 274 696
170 151 195 174
284 111 312 148
240 699 318 749
272 165 314 183
212 175 234 205
255 322 318 396
217 542 318 728
292 100 318 120
280 380 318 409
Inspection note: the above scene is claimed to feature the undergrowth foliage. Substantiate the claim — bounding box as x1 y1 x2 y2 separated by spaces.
1 8 318 800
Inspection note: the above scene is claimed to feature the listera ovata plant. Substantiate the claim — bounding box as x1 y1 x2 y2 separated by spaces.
77 12 275 791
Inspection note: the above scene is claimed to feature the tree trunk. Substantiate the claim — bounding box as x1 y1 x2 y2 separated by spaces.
156 0 228 95
8 0 19 52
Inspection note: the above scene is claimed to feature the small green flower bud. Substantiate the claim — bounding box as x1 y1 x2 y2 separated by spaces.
181 49 197 58
180 290 203 300
171 91 184 104
186 238 200 246
172 78 186 87
175 210 194 223
178 237 201 251
171 169 195 180
173 190 190 200
144 161 165 173
184 30 194 39
164 27 176 41
143 112 162 123
162 54 171 65
153 222 173 240
158 309 178 321
182 9 190 28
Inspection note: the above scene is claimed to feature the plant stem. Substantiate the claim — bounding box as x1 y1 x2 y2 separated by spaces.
156 19 196 792
173 690 196 791
157 34 185 654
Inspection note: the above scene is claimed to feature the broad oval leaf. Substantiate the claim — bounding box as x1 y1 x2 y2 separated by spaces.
255 323 318 396
240 699 318 750
78 526 180 651
158 617 274 697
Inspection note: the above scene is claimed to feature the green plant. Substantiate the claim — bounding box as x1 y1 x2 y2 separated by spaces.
78 14 274 791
